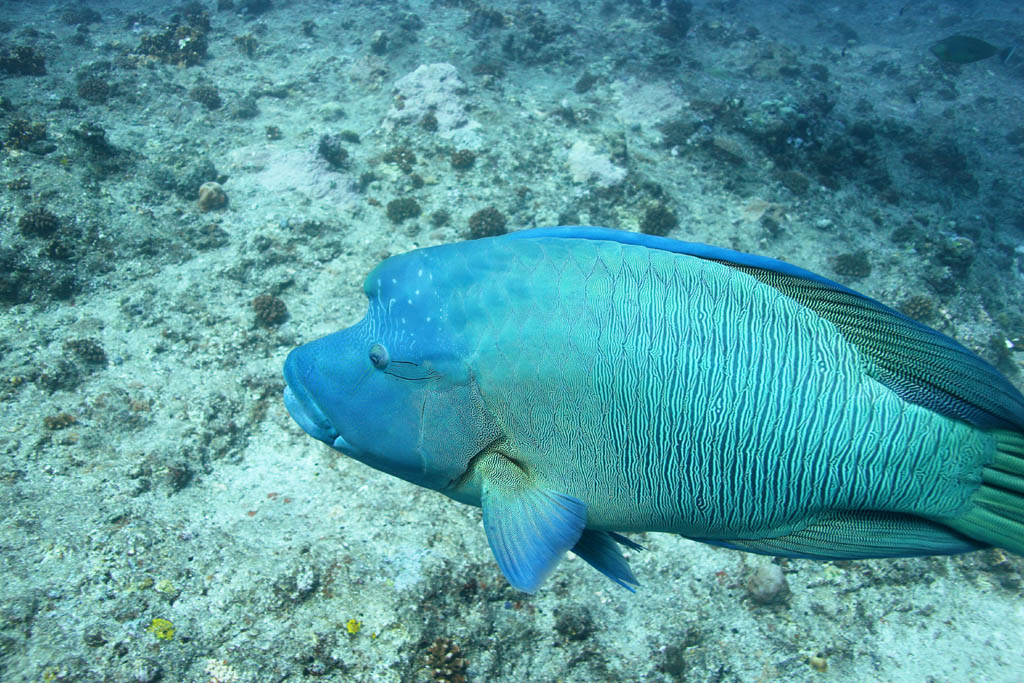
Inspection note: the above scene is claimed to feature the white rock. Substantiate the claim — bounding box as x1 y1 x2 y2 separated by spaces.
746 564 790 605
567 140 626 188
386 63 480 146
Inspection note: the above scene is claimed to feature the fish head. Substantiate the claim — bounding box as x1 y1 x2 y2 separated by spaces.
283 246 501 493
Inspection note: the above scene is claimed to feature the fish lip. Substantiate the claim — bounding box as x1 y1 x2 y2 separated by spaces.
283 356 340 446
283 385 338 445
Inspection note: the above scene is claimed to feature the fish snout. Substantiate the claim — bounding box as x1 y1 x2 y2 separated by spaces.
283 350 340 446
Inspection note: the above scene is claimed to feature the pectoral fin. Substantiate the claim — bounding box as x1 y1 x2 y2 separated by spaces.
479 453 586 593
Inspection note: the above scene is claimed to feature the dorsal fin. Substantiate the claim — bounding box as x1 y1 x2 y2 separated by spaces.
501 226 1024 431
504 225 865 293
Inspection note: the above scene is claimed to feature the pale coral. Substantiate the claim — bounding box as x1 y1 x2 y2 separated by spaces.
566 140 626 188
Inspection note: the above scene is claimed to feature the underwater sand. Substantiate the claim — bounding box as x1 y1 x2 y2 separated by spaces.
1 1 1023 680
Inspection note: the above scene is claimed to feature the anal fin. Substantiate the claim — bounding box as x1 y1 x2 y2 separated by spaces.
571 530 643 591
695 511 985 560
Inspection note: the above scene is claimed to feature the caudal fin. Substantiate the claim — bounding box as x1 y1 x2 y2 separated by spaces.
944 430 1024 555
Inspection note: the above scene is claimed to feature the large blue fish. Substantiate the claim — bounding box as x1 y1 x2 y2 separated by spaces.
283 227 1024 592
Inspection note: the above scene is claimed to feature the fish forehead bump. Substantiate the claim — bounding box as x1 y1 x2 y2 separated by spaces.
362 242 489 352
361 249 438 344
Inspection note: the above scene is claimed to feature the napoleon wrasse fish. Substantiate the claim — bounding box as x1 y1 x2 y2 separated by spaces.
283 227 1024 592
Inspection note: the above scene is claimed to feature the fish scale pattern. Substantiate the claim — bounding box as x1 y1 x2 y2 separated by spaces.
446 237 989 539
726 263 1024 431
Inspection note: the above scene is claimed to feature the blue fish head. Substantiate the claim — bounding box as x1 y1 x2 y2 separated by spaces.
283 247 501 494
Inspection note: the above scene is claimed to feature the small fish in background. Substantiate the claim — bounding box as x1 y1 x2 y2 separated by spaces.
930 34 1015 64
283 227 1024 593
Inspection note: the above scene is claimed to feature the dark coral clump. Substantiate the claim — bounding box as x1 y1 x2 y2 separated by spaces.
466 7 505 35
830 250 872 279
65 338 107 366
188 223 230 251
51 275 77 301
450 149 476 170
60 6 102 26
383 146 417 173
189 83 222 110
18 208 60 238
370 30 388 55
468 206 507 239
69 122 129 178
425 637 467 683
574 72 598 94
318 134 349 168
234 33 259 58
0 249 29 304
44 238 74 261
70 122 121 158
430 209 450 227
471 61 506 78
253 294 288 327
151 157 225 201
935 235 975 273
77 78 111 104
230 96 260 120
43 413 77 430
501 8 568 64
138 23 208 66
386 198 422 223
658 117 699 148
396 13 424 36
900 294 936 323
38 358 84 392
554 606 596 642
237 0 273 16
357 171 376 192
903 138 977 194
124 12 155 30
924 265 957 296
778 169 811 195
640 204 678 237
653 0 693 41
420 112 439 132
180 1 211 31
0 46 46 76
0 246 77 306
5 118 47 150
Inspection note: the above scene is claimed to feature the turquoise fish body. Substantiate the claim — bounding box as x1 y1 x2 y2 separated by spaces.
283 227 1024 592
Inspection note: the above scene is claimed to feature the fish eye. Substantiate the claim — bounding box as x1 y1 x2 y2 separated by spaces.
369 343 389 369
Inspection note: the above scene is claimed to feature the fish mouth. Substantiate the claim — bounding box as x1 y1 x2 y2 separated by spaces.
283 384 341 445
283 353 347 448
